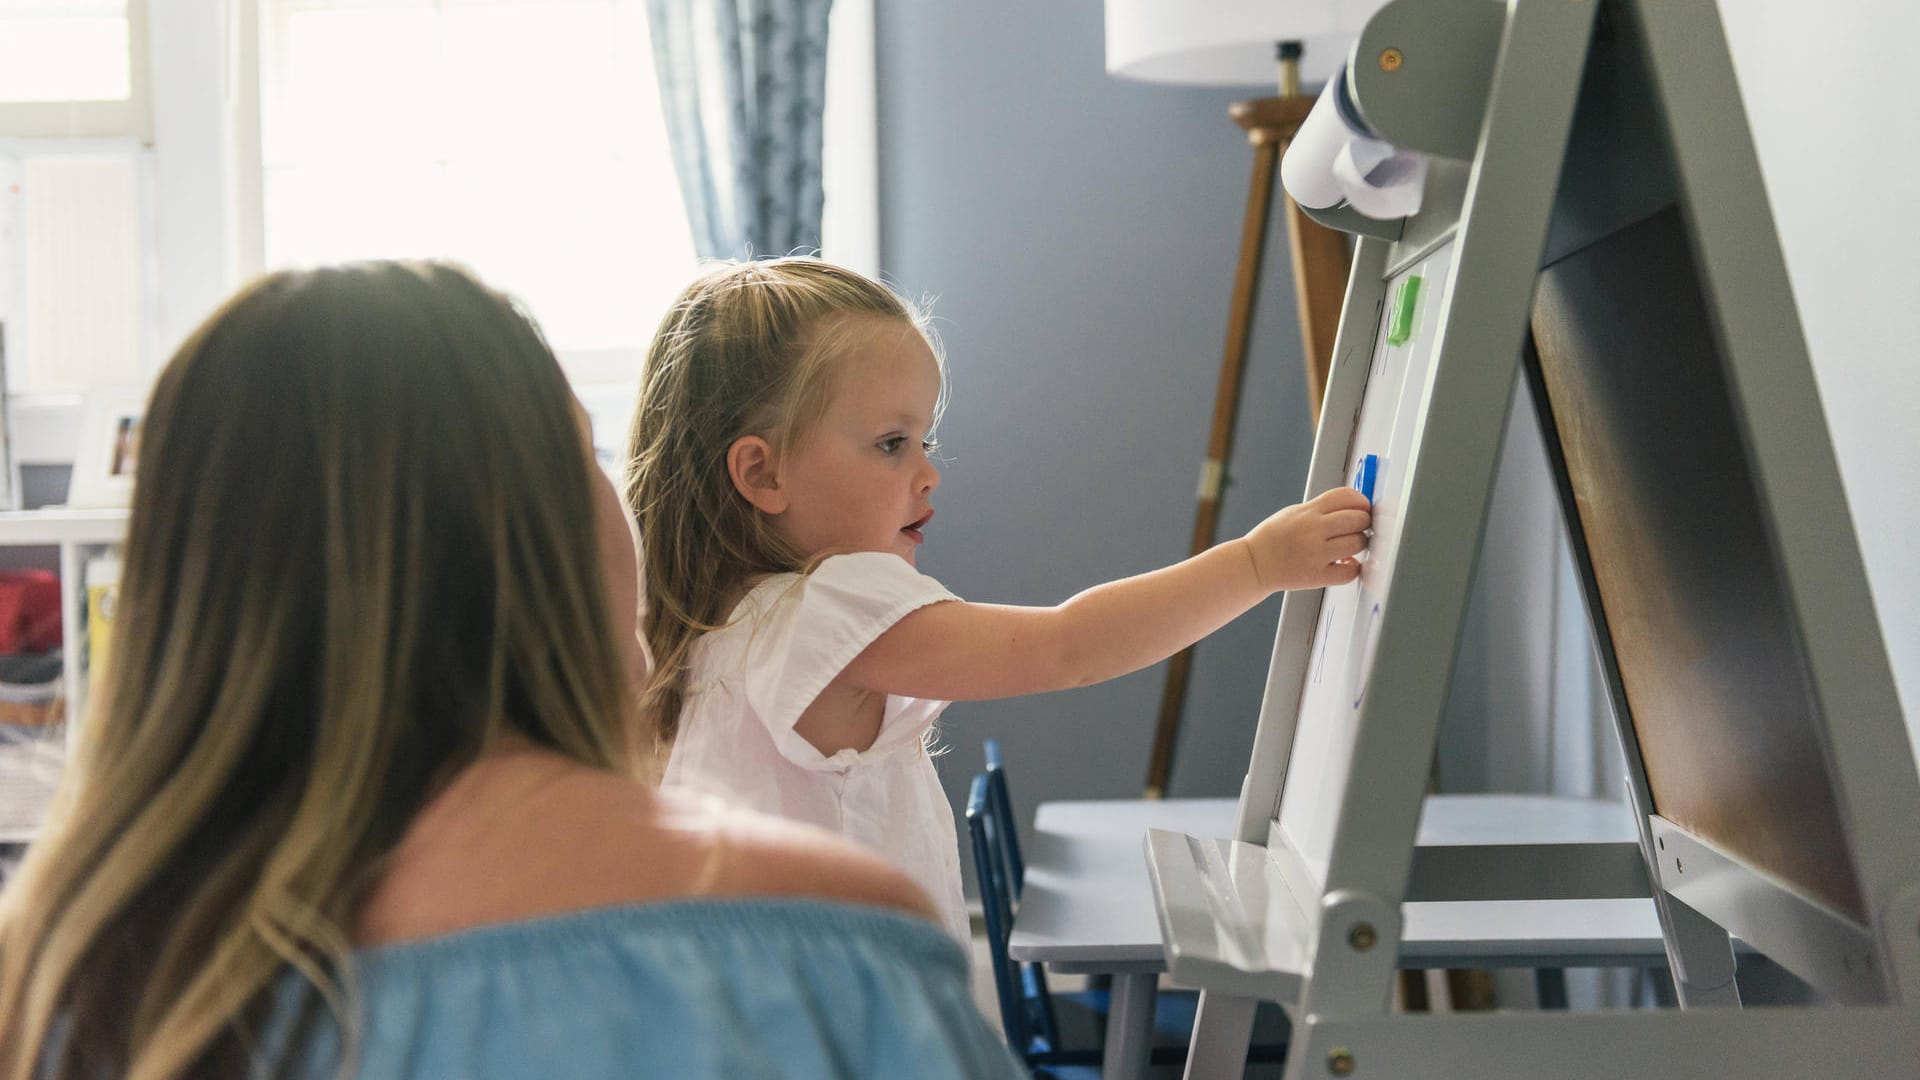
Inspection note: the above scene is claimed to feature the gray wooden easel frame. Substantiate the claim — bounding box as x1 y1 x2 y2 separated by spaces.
1142 1 1920 1076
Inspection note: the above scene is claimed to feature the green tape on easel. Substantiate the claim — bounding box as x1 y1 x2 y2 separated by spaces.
1388 275 1422 346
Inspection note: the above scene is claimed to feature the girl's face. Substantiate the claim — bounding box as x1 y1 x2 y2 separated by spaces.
770 318 943 566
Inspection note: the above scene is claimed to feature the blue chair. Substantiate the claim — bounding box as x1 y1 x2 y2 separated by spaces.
982 739 1025 895
968 772 1102 1076
969 740 1290 1076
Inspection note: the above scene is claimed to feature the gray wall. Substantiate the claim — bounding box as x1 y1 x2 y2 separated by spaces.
1716 5 1919 743
875 0 1320 873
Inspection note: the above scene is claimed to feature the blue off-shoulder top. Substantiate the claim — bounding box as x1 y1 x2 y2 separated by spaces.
266 898 1025 1079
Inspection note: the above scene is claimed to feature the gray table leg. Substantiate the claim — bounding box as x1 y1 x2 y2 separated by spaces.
1103 972 1158 1080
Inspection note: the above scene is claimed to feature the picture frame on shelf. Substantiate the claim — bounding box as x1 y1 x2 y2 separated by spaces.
66 387 147 509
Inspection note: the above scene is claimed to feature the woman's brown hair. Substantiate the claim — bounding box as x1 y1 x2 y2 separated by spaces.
0 261 635 1079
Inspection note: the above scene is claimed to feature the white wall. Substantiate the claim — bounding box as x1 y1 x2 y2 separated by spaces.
1721 5 1920 751
875 1 1318 871
148 0 240 361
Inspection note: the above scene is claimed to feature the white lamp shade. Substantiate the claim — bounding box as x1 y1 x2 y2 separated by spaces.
1105 0 1389 89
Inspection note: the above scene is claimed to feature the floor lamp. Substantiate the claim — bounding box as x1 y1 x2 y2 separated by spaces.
1104 0 1383 798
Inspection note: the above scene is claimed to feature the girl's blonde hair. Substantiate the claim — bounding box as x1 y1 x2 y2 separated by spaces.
0 262 637 1079
625 257 939 748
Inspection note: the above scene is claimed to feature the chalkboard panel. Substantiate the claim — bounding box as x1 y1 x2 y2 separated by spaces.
1528 205 1865 923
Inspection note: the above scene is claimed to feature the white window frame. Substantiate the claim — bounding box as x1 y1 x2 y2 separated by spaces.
0 0 883 466
0 0 159 473
0 0 154 142
822 0 878 278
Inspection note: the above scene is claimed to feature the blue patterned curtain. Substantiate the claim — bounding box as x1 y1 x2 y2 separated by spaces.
645 0 834 260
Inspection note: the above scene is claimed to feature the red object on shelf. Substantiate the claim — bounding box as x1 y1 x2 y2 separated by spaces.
0 570 61 654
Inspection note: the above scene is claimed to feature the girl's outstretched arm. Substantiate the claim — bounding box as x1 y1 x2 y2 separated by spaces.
838 487 1371 702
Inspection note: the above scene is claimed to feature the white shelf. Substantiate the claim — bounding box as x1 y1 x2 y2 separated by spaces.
0 509 129 752
0 508 131 545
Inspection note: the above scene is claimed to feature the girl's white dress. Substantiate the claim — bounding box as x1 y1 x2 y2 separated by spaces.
663 552 969 941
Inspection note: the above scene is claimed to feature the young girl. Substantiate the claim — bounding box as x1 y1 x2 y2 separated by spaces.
627 258 1371 941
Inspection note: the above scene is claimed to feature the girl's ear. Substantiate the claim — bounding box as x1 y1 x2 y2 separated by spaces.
726 435 788 515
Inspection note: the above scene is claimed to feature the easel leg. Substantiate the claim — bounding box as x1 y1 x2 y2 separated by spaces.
1181 990 1255 1080
1664 894 1741 1007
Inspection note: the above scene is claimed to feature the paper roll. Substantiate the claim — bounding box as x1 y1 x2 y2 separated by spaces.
1281 63 1429 221
1281 76 1353 211
1335 135 1428 219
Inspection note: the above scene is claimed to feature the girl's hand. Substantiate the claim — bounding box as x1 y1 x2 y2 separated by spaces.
1242 487 1373 592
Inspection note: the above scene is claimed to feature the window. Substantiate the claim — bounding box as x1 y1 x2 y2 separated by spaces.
0 148 150 396
257 0 696 388
0 0 877 465
0 0 152 140
0 0 154 465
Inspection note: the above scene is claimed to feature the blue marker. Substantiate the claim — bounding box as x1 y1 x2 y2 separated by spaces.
1350 454 1380 566
1353 453 1379 505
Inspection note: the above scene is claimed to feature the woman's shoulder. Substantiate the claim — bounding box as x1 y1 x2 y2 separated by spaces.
355 749 935 947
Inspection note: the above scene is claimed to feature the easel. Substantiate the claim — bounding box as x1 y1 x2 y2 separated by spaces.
1141 0 1920 1076
1142 51 1351 801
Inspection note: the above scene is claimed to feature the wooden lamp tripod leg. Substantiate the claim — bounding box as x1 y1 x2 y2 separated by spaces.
1285 187 1352 422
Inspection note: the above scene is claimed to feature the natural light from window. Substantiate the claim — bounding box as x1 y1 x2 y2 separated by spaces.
259 0 696 381
0 2 132 103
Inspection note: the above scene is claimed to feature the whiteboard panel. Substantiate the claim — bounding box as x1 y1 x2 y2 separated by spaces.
1278 241 1455 885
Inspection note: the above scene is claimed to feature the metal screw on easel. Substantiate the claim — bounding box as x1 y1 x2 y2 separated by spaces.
1328 1047 1357 1076
1378 47 1403 72
1348 923 1377 951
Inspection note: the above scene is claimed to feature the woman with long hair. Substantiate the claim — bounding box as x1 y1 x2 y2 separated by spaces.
0 262 1021 1079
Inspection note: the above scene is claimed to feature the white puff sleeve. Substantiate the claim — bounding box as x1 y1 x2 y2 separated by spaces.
735 552 957 769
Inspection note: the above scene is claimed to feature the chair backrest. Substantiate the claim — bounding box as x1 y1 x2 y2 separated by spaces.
970 764 1097 1071
966 773 1034 1053
982 738 1025 894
